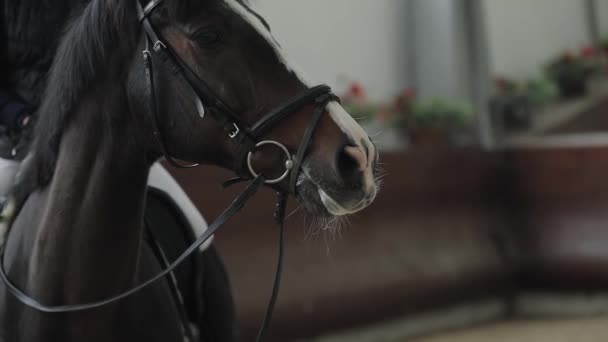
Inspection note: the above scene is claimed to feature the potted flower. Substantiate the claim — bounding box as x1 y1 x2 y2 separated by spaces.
580 45 607 78
546 50 598 98
388 87 417 126
490 76 558 131
398 99 474 146
490 76 531 130
342 82 399 126
341 82 377 124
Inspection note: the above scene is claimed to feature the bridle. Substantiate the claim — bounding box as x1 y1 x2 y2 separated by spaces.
138 0 337 192
0 0 338 341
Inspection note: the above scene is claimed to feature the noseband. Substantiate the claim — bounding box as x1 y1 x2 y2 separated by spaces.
0 1 338 341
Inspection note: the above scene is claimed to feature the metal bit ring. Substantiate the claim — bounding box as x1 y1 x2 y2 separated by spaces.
247 141 294 184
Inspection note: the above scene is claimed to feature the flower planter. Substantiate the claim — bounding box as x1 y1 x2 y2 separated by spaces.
557 78 588 98
409 128 451 147
490 95 532 131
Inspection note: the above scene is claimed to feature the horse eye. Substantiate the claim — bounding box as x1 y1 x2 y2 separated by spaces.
194 30 222 47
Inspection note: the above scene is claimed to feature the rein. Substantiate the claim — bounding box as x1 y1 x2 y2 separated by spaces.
0 0 338 341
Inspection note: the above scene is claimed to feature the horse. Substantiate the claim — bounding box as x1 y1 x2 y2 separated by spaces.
0 0 379 341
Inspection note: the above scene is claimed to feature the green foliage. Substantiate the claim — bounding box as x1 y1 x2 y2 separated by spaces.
490 76 559 130
343 102 398 125
524 78 559 107
407 99 474 130
341 103 378 123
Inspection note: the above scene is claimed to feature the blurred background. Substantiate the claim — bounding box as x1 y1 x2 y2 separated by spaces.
171 0 608 341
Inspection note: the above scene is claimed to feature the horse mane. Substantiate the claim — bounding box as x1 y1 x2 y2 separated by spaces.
23 0 213 190
23 0 137 188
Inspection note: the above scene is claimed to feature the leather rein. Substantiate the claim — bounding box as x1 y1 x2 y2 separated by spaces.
0 0 338 341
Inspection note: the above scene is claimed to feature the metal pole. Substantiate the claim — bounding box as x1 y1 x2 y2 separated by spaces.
587 0 600 45
463 0 495 149
405 0 418 89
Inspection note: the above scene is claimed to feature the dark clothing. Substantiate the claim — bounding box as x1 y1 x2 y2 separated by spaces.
0 0 83 151
2 0 82 108
1 0 87 134
0 91 26 131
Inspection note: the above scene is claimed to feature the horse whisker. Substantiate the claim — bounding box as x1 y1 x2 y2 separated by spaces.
370 130 384 138
286 205 302 220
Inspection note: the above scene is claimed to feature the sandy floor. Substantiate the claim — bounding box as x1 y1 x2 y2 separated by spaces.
410 317 608 342
311 316 608 342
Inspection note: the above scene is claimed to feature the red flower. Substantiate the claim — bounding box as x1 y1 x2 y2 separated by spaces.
581 45 597 58
393 87 417 113
495 76 508 87
494 76 514 93
348 82 366 99
403 87 417 100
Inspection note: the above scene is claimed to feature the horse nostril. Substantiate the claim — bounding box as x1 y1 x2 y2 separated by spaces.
337 145 367 182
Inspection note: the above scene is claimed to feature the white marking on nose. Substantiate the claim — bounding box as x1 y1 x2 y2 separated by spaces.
326 102 370 145
326 101 376 184
326 102 374 154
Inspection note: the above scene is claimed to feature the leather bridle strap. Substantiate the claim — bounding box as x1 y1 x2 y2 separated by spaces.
144 219 195 341
138 2 254 144
142 0 162 16
142 41 199 169
138 0 339 187
0 176 265 313
248 85 333 137
289 92 337 194
139 3 252 169
232 85 337 184
256 192 287 342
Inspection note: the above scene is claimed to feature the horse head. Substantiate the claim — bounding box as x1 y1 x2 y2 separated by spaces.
24 0 378 219
127 0 379 218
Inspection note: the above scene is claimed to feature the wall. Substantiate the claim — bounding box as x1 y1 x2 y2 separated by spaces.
171 147 608 341
251 1 596 99
597 0 608 37
484 0 591 79
253 0 410 101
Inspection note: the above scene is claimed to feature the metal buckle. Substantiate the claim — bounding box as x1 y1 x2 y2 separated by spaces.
247 141 294 184
153 40 167 52
228 123 240 139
